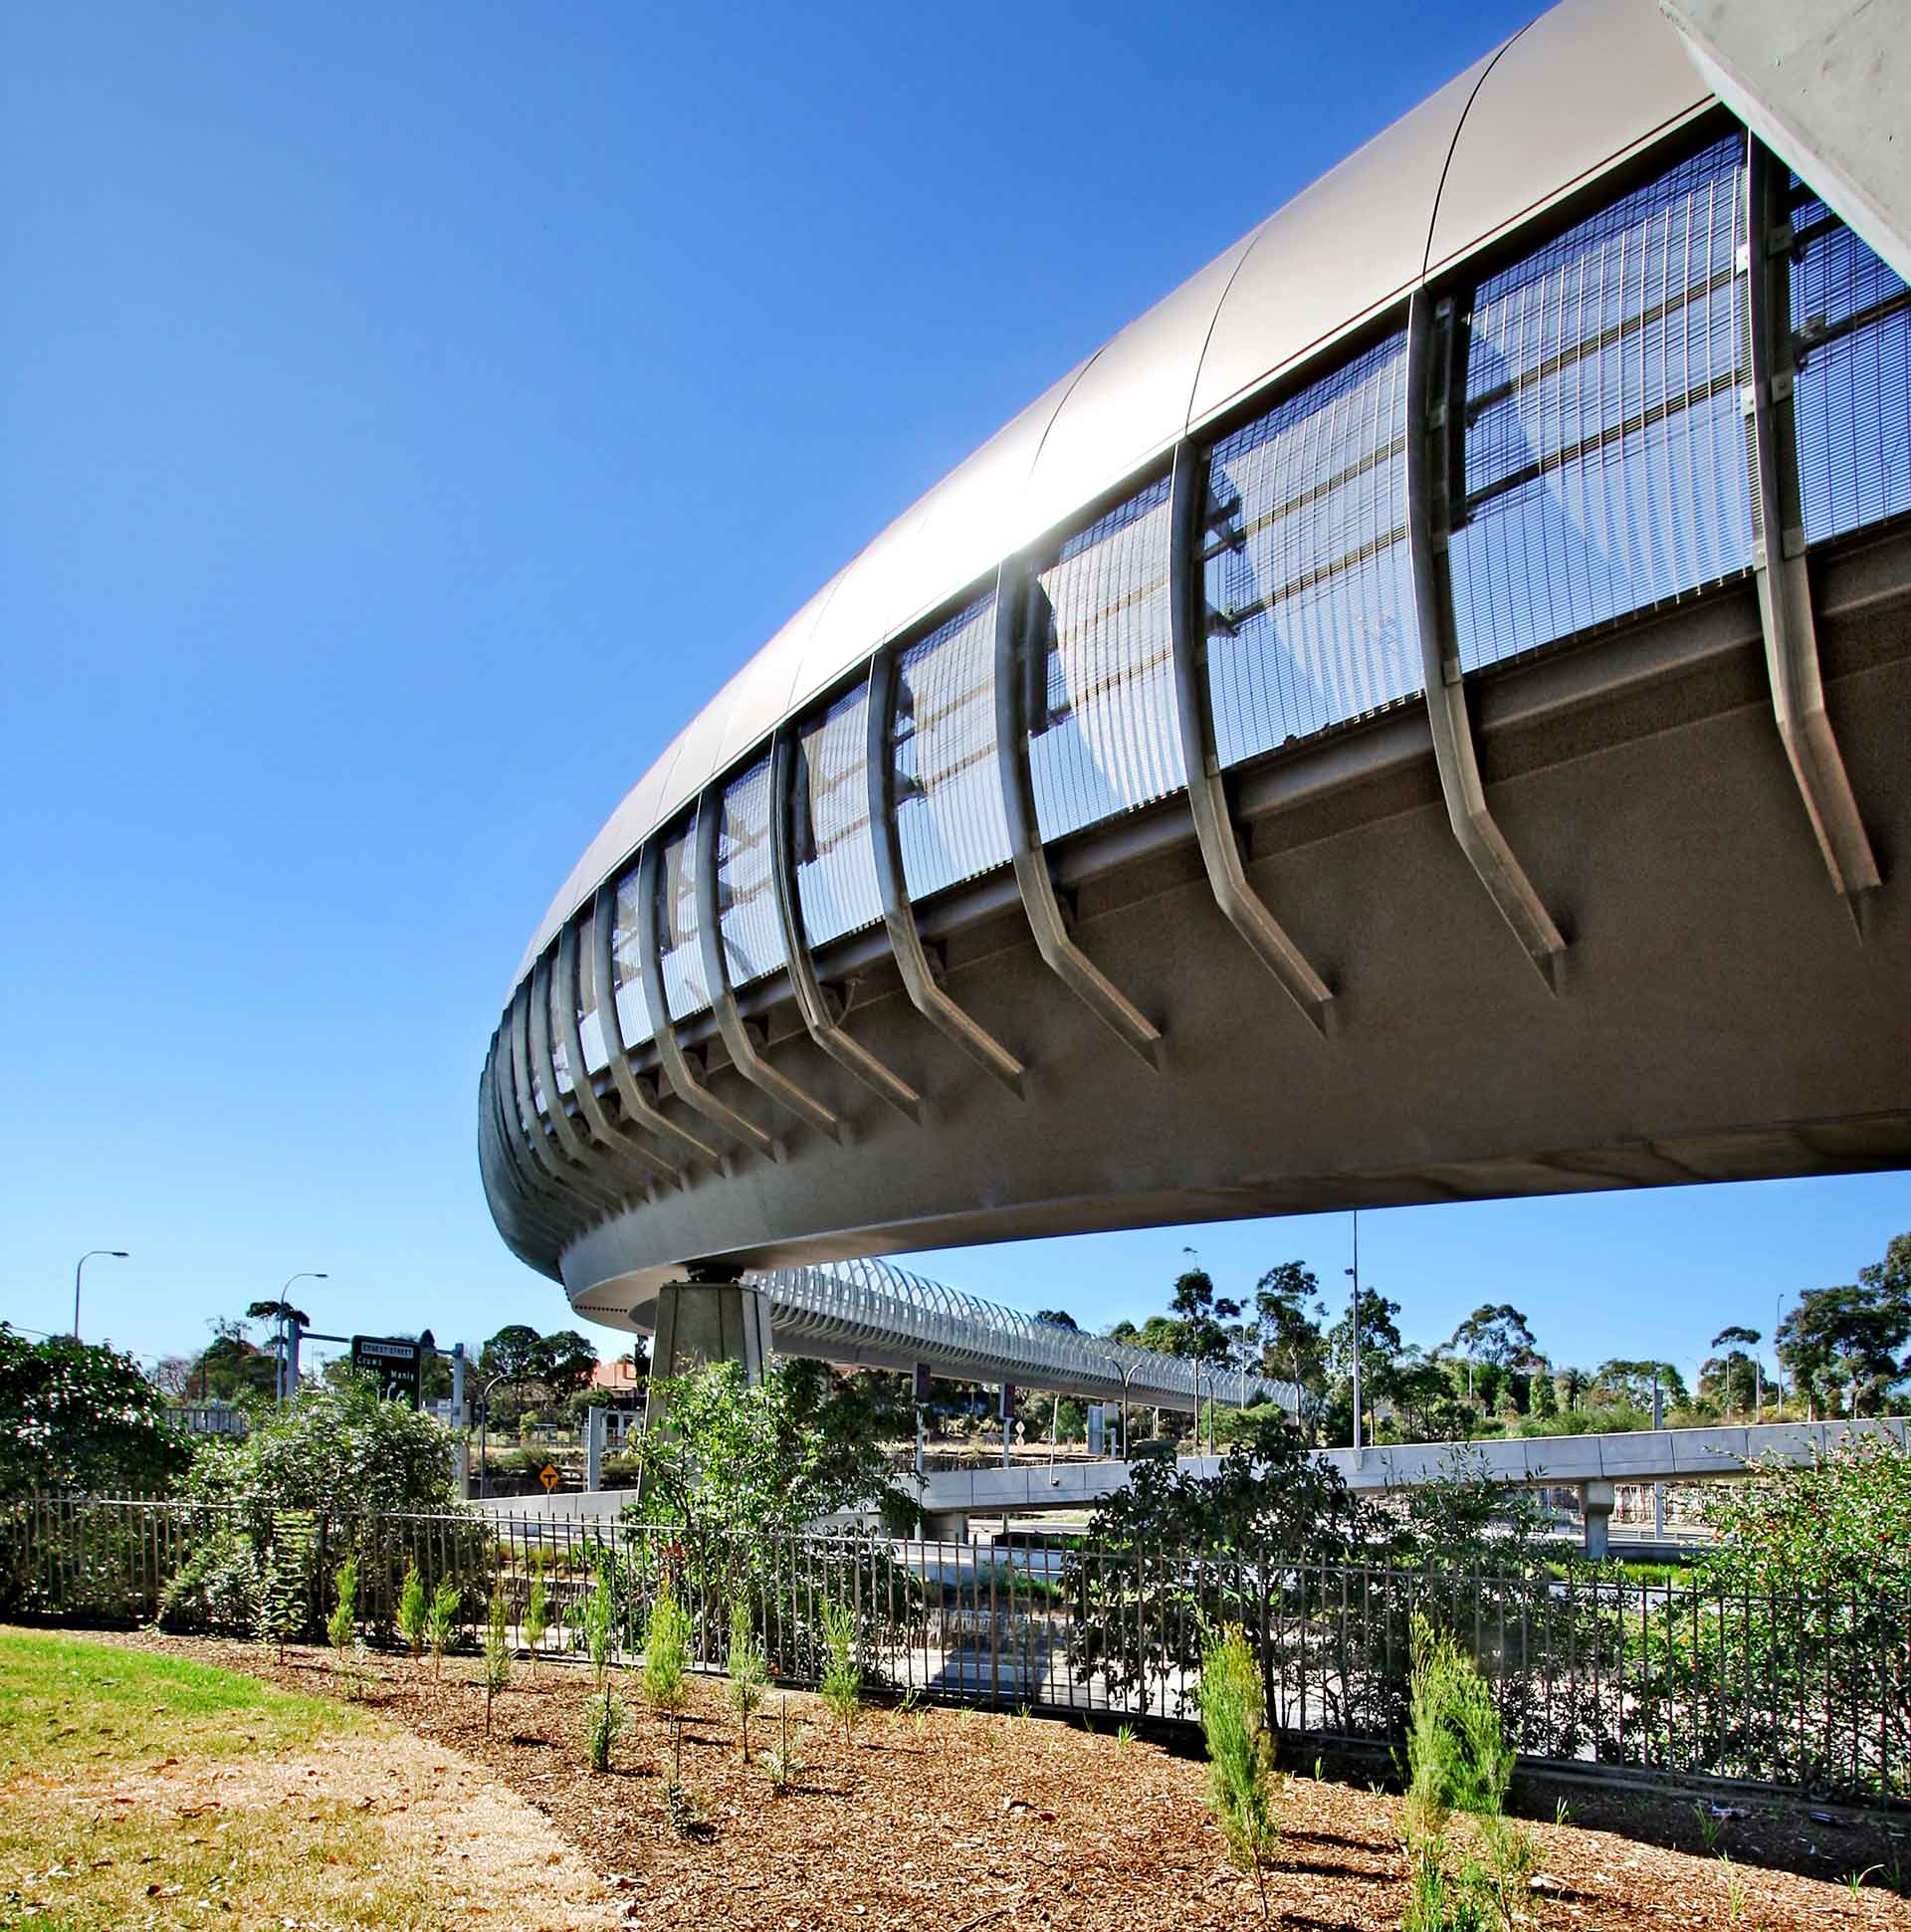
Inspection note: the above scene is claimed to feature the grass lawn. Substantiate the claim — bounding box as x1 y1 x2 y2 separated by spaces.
0 1627 613 1931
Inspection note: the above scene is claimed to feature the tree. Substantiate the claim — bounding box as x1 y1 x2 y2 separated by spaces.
187 1318 279 1404
149 1354 196 1399
478 1322 602 1415
1701 1325 1763 1417
1326 1288 1402 1444
1592 1359 1687 1410
1528 1367 1559 1420
0 1327 187 1499
1778 1240 1910 1418
479 1323 545 1386
623 1360 913 1545
1107 1313 1185 1355
1034 1309 1078 1330
1554 1365 1589 1413
1248 1262 1329 1433
537 1329 600 1401
1390 1359 1470 1441
1068 1413 1370 1714
1170 1257 1243 1448
1448 1304 1540 1370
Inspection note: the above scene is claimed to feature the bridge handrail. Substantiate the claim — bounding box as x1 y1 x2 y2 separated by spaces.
752 1258 1295 1408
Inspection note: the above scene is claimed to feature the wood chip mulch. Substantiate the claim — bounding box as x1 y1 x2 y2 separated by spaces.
85 1631 1911 1931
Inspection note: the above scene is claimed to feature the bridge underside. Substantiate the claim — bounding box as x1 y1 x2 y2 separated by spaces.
561 528 1911 1332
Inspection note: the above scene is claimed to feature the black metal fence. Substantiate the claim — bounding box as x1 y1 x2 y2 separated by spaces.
5 1496 1905 1802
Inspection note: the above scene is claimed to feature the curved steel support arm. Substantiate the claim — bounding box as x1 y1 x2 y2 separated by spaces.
510 984 623 1213
478 1047 569 1251
483 1035 578 1244
1167 439 1334 1033
1403 289 1567 993
693 784 842 1141
635 834 777 1157
529 955 603 1174
765 725 921 1122
991 557 1162 1067
865 647 1025 1097
586 881 721 1166
554 919 677 1185
1744 138 1880 921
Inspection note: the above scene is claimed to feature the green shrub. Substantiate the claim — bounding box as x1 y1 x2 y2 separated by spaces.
583 1559 615 1684
482 1582 513 1735
1404 1615 1511 1832
325 1555 358 1658
524 1564 549 1672
582 1681 623 1773
425 1576 461 1678
1400 1614 1532 1932
1197 1621 1278 1917
817 1597 861 1743
256 1514 312 1661
642 1583 690 1711
726 1597 768 1762
395 1561 428 1662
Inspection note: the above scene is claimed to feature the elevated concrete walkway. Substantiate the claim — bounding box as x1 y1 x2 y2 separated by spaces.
474 1417 1906 1556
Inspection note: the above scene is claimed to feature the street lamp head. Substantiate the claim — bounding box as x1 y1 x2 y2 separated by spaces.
109 1250 128 1258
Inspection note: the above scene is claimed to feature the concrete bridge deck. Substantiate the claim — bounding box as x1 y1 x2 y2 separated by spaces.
474 1416 1907 1556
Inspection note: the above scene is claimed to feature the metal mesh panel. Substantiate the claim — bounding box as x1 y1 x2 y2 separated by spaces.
1203 332 1418 763
715 757 786 989
656 818 710 1022
576 916 609 1075
1028 475 1183 841
1450 135 1752 668
1791 186 1911 543
794 683 884 948
546 955 574 1097
895 591 1012 900
609 866 655 1048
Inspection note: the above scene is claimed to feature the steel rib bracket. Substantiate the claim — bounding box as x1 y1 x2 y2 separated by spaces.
586 882 721 1166
693 784 842 1141
865 647 1026 1097
478 1047 567 1251
992 557 1163 1068
510 984 623 1214
635 835 778 1158
766 725 922 1122
1745 139 1880 925
1403 291 1568 994
554 920 677 1186
483 1035 577 1244
1167 439 1335 1033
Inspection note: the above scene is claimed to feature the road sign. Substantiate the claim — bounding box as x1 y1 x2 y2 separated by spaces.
349 1336 423 1407
538 1463 561 1493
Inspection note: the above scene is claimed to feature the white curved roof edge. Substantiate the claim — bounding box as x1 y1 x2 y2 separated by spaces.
514 0 1712 990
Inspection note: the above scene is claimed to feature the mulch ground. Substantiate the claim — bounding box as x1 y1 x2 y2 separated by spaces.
78 1630 1911 1931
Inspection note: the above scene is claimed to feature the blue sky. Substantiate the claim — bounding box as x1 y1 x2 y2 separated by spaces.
4 2 1905 1386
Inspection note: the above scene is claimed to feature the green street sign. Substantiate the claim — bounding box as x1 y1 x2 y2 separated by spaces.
350 1335 423 1407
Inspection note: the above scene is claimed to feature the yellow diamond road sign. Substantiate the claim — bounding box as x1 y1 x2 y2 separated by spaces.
538 1463 561 1493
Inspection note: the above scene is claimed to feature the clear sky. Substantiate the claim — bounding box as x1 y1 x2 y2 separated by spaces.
4 2 1905 1388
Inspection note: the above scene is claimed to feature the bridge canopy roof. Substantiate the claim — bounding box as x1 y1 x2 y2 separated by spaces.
512 0 1710 987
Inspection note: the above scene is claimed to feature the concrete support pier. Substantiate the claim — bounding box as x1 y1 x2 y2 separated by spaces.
644 1265 771 1429
1581 1479 1615 1559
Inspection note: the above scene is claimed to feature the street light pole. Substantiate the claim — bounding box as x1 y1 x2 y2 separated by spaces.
274 1272 328 1401
72 1250 128 1340
1775 1292 1788 1415
1345 1210 1363 1453
476 1372 517 1499
1118 1360 1141 1462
